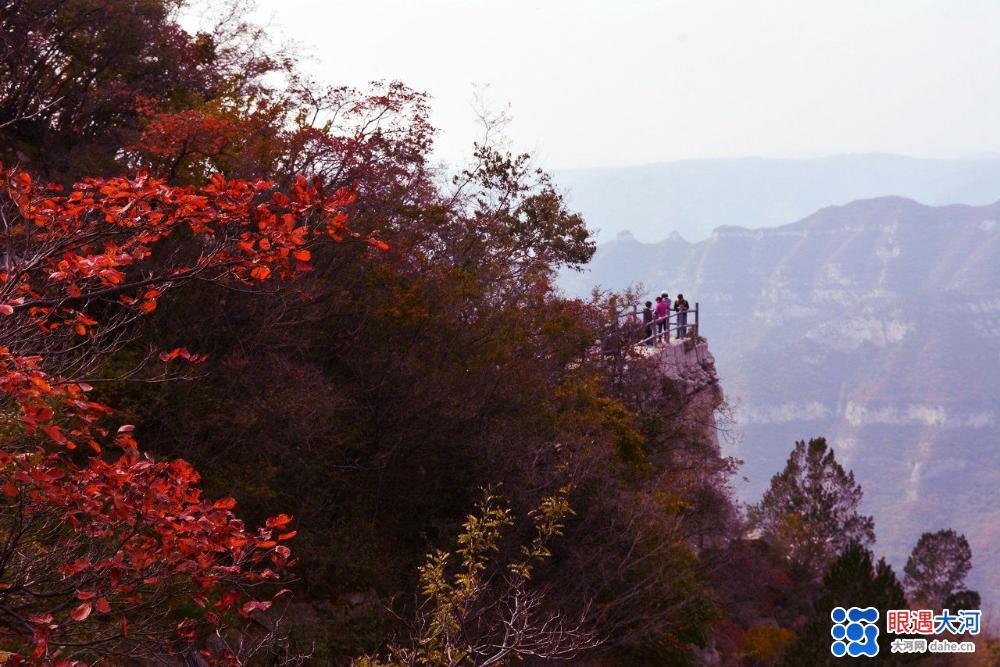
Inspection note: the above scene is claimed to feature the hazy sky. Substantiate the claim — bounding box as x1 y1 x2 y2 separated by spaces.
243 0 999 169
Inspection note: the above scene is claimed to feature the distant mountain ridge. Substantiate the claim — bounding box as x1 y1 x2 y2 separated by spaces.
553 154 1000 242
561 195 1000 603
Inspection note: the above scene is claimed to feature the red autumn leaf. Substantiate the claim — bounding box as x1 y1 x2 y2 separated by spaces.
213 497 237 510
95 598 111 614
139 300 157 313
216 590 241 610
98 268 125 284
40 424 67 445
159 347 199 363
69 602 92 622
240 600 272 616
292 249 311 261
250 266 271 281
59 559 90 576
265 514 293 529
0 304 13 315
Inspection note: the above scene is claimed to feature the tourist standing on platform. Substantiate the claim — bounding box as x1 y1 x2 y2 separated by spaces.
675 293 689 338
660 292 671 338
654 295 669 343
642 301 655 346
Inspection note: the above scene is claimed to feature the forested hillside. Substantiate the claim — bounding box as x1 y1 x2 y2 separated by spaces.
0 2 994 664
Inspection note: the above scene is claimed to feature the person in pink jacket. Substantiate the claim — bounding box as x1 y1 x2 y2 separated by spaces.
654 294 670 343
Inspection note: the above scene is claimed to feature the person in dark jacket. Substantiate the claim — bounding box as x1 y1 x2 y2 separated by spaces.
675 294 689 338
642 301 654 346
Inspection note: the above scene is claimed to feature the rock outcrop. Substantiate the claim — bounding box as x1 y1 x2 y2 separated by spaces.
655 336 720 398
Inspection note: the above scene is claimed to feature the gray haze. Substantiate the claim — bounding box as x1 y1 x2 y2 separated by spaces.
248 0 1000 169
553 154 1000 242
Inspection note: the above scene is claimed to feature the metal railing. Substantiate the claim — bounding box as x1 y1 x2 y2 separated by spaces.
599 302 700 355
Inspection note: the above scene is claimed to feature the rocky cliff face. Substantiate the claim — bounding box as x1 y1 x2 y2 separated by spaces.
655 338 720 394
565 196 1000 602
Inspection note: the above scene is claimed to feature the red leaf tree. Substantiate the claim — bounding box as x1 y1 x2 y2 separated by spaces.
0 164 359 662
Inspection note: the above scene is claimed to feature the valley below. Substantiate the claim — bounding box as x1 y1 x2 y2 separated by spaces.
561 195 1000 603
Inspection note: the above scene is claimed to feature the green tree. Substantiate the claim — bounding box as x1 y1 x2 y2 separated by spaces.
903 529 973 608
749 438 875 585
782 543 909 666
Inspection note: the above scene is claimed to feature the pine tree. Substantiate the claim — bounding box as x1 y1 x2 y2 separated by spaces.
903 529 974 608
749 438 875 585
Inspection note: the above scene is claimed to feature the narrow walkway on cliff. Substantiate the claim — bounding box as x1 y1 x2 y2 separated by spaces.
600 301 701 356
